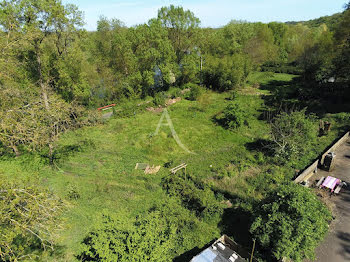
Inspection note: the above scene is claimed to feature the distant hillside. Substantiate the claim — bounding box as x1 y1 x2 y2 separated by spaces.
286 12 344 31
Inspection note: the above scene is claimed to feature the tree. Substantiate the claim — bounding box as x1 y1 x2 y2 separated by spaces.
250 183 332 262
0 181 63 261
203 53 251 91
131 19 177 94
269 110 317 163
0 0 84 109
244 23 279 67
333 3 350 84
268 22 288 61
157 5 200 63
0 0 87 158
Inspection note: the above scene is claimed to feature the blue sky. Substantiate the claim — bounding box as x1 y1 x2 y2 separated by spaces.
62 0 347 30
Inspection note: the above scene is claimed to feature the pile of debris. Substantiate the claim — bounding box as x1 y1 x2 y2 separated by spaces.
135 163 161 174
146 97 182 113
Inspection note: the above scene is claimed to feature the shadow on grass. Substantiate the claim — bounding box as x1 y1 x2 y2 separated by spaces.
260 76 350 117
41 139 96 165
245 138 273 157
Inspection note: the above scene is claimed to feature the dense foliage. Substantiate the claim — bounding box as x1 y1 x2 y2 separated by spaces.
250 183 332 262
0 181 63 261
79 210 177 262
1 0 349 157
78 201 216 262
1 0 350 261
221 102 248 129
162 173 224 222
269 110 318 164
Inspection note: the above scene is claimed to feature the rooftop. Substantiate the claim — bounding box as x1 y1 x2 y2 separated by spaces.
190 235 248 262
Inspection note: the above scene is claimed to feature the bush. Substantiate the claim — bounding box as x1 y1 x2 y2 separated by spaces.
0 181 63 261
167 87 182 99
153 91 167 106
269 109 317 164
250 183 332 262
185 83 204 101
333 112 350 122
221 102 247 129
226 90 238 101
67 184 80 200
78 210 177 262
261 61 303 74
162 173 224 223
78 203 205 262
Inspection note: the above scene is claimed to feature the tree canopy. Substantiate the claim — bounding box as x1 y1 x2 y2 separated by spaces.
250 183 332 262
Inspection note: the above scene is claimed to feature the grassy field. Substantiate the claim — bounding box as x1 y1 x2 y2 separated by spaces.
0 72 348 261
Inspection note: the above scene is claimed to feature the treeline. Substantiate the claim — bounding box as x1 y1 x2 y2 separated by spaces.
0 0 349 157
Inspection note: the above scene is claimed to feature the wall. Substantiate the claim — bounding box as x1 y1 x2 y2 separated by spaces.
294 131 349 183
294 160 319 183
320 131 350 165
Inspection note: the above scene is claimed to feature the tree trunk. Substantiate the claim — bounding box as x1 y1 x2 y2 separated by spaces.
12 145 20 157
48 143 54 164
36 45 50 110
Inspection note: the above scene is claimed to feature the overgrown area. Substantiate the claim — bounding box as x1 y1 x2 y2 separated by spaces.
1 1 350 262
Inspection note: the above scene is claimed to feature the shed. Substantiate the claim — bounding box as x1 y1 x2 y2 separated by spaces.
190 235 249 262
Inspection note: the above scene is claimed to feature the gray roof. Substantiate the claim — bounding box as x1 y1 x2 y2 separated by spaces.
190 241 247 262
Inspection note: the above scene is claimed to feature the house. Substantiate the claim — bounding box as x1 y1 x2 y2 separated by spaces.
190 235 249 262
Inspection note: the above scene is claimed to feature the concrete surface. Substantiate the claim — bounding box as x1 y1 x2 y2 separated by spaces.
311 139 350 262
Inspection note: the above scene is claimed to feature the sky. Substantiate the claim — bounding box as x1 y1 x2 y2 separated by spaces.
62 0 347 31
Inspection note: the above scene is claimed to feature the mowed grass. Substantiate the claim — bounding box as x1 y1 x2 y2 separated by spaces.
0 72 346 261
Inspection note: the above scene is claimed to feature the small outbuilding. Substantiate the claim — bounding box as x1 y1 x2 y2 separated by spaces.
190 235 249 262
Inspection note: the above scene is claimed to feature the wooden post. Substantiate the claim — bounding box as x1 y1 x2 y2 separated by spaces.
250 239 256 262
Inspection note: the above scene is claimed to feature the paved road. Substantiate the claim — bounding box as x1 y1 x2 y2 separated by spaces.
314 140 350 262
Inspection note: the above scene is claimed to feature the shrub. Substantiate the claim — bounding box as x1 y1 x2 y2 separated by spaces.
185 83 204 101
162 174 224 223
226 90 238 100
221 102 247 129
78 211 177 262
167 87 182 99
153 91 167 106
67 184 80 200
78 203 204 262
250 183 332 262
0 181 63 261
269 109 317 164
333 112 350 122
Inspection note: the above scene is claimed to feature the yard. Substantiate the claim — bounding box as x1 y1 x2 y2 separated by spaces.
0 72 348 261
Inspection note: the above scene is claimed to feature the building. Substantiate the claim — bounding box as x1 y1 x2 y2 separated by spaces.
190 235 249 262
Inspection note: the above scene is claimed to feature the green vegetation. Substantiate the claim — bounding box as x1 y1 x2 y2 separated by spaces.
220 102 248 129
0 72 345 261
250 183 332 262
79 206 189 262
1 0 350 261
269 110 318 164
0 180 63 261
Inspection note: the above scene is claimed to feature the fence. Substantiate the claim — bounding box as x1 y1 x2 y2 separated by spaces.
294 131 349 183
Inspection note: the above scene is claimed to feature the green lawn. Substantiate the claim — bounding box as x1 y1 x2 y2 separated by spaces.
0 72 347 261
